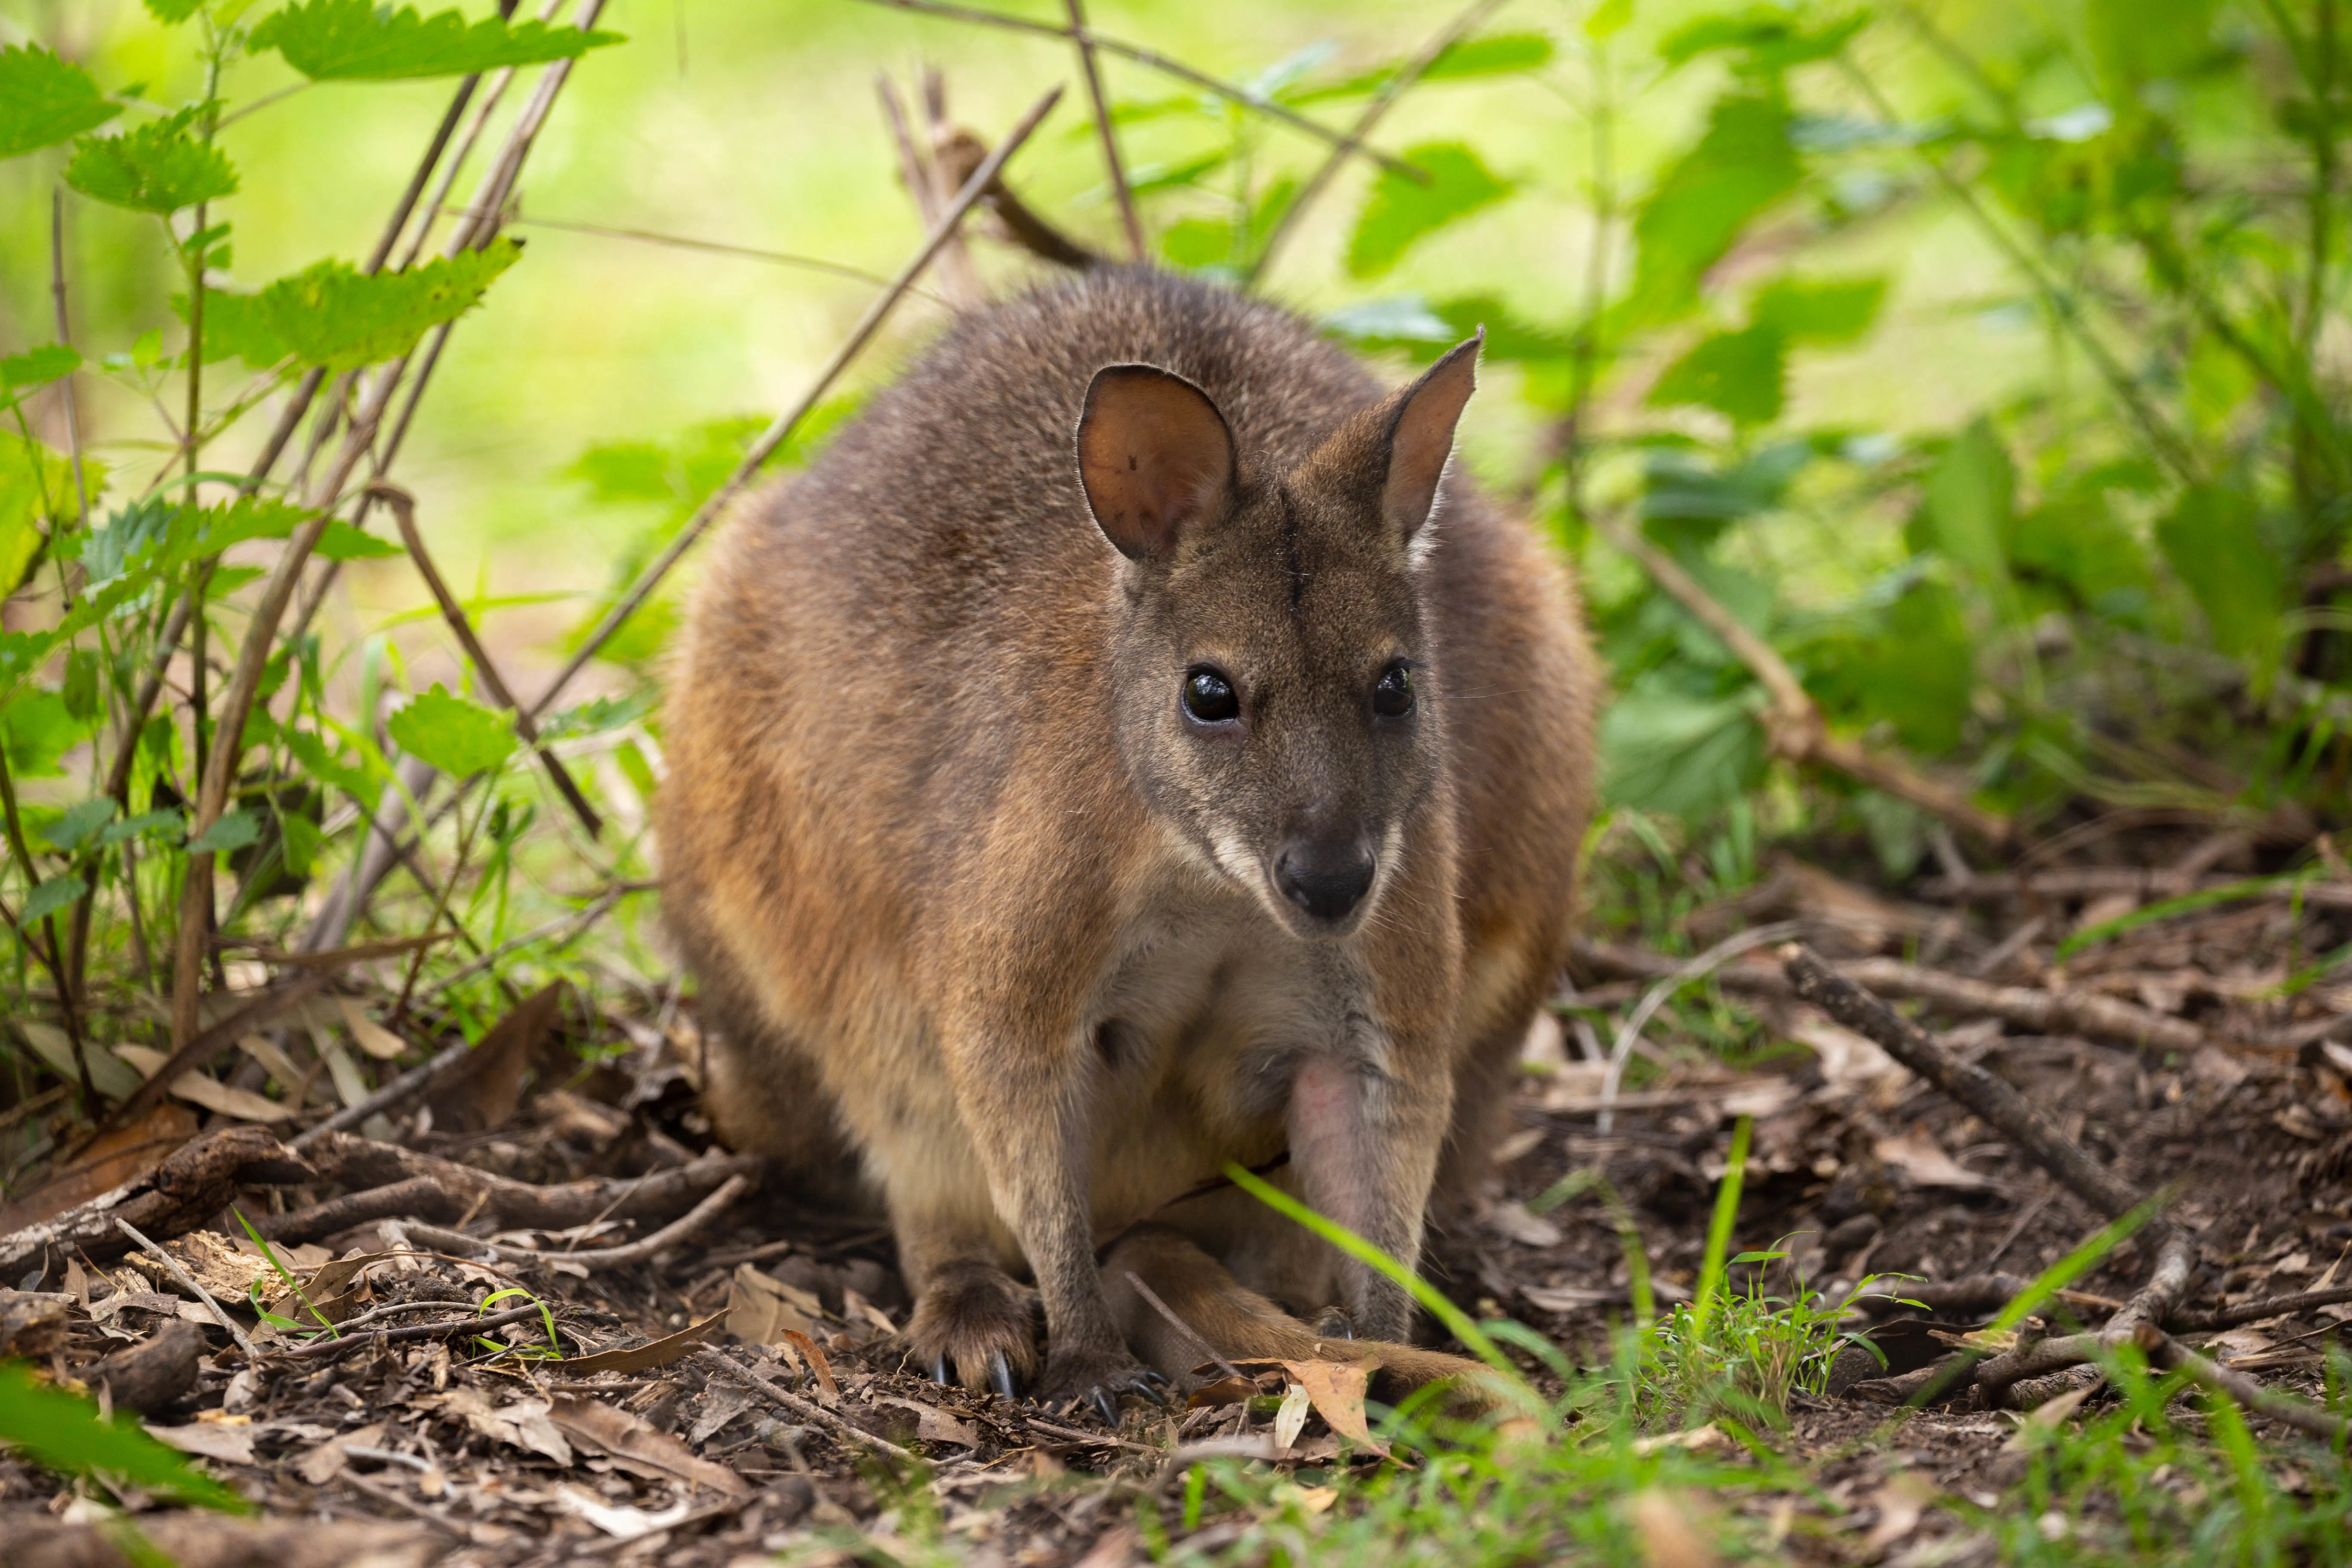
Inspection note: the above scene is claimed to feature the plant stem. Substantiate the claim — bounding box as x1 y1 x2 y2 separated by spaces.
0 746 90 1098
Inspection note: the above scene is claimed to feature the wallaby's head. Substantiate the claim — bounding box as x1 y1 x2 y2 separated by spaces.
1075 334 1481 941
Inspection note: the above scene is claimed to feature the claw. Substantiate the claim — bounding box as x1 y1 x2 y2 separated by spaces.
930 1353 951 1385
1133 1369 1169 1406
1091 1387 1120 1427
989 1349 1017 1401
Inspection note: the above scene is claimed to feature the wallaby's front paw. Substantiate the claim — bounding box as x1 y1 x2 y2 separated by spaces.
903 1260 1038 1394
1035 1346 1167 1426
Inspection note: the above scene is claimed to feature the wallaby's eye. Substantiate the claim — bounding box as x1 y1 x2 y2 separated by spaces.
1182 667 1240 725
1373 661 1415 719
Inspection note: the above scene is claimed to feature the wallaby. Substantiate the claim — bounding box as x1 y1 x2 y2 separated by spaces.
662 268 1596 1414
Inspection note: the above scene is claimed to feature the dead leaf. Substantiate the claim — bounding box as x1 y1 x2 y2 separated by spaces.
17 1021 142 1101
0 1103 198 1233
564 1310 732 1375
123 1229 276 1304
1521 1283 1619 1313
2000 1386 2095 1452
338 997 411 1061
843 1286 897 1334
1628 1488 1717 1568
1272 1381 1311 1451
148 1421 256 1465
115 1046 296 1124
1631 1424 1725 1456
1278 1357 1380 1449
875 1394 983 1447
1487 1201 1564 1248
436 1387 574 1465
1873 1131 1992 1191
1186 1375 1259 1409
428 982 564 1133
548 1394 748 1494
782 1328 839 1406
296 1421 386 1485
554 1483 697 1541
1863 1473 1938 1554
1790 1017 1907 1099
726 1265 819 1347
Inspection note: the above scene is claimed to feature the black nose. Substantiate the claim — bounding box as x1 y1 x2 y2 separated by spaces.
1274 841 1376 923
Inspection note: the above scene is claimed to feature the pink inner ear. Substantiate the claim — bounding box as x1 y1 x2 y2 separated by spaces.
1077 365 1235 561
1383 335 1481 539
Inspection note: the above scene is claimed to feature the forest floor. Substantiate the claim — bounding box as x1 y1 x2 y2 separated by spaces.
3 822 2349 1567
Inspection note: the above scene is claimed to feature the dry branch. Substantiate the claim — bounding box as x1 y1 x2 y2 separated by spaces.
391 1171 752 1268
271 1301 551 1361
1062 0 1145 261
697 1345 906 1458
2147 1326 2352 1444
1589 510 2012 844
294 1133 759 1235
1923 867 2352 912
0 1126 314 1277
116 1216 258 1358
287 1035 469 1150
850 0 1418 176
933 128 1103 270
373 481 601 839
2176 1283 2352 1332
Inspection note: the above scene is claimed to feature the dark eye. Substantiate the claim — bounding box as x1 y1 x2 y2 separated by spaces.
1182 667 1240 724
1373 661 1415 719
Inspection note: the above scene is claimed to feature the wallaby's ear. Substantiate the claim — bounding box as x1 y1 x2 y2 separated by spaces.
1076 364 1236 561
1382 330 1482 539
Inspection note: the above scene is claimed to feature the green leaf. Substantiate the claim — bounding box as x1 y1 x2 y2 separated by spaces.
1 689 96 778
1300 33 1555 101
1752 275 1886 345
2085 0 2218 87
389 684 516 776
540 689 657 743
1648 322 1786 424
22 873 87 922
0 1361 248 1511
1599 673 1764 819
1 344 81 399
145 0 208 20
100 808 185 846
1346 142 1513 278
46 798 116 853
2155 484 2284 666
282 726 377 801
187 807 261 854
66 108 237 214
1921 416 2014 585
76 497 179 590
194 240 521 372
1661 7 1869 72
1626 94 1802 324
252 0 624 80
312 519 401 560
0 46 121 160
0 429 92 595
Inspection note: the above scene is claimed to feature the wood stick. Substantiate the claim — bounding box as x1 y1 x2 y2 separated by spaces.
848 0 1418 176
116 1217 258 1359
1589 509 2012 844
372 481 602 839
286 1036 469 1150
295 1133 758 1232
389 1173 752 1268
2175 1283 2352 1332
697 1346 905 1457
270 1301 549 1361
2147 1326 2352 1444
1248 0 1506 284
1062 0 1145 261
526 85 1063 722
932 128 1102 270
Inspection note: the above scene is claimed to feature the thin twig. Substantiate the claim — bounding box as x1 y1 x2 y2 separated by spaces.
1590 509 2012 844
456 209 943 296
1596 922 1799 1132
1123 1269 1245 1384
372 481 602 838
848 0 1418 176
95 974 327 1141
271 1302 548 1361
115 1216 258 1359
289 1035 471 1151
1062 0 1144 261
525 85 1064 723
2147 1326 2352 1444
697 1346 906 1457
394 1173 752 1268
2176 1283 2352 1332
1248 0 1506 283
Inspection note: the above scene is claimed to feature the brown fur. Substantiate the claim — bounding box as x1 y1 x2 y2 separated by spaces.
662 269 1596 1404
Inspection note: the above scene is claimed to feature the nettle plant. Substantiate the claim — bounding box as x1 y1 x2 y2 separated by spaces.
0 0 634 1107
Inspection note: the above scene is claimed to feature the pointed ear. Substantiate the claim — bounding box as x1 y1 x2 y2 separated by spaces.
1075 364 1237 561
1382 330 1481 539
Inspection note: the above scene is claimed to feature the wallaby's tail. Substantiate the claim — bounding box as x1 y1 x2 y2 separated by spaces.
1100 1225 1507 1413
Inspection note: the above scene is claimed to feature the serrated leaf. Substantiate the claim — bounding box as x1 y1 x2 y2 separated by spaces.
0 46 121 160
389 683 516 776
1752 275 1885 345
194 240 521 372
22 873 87 922
1923 416 2015 585
1347 142 1513 278
1648 322 1786 424
66 107 237 213
1600 672 1764 820
46 798 116 853
253 0 623 80
312 519 402 560
0 1361 247 1511
540 689 657 743
100 808 185 846
2156 484 2283 666
1626 94 1802 324
187 807 261 854
282 727 377 802
1 344 81 397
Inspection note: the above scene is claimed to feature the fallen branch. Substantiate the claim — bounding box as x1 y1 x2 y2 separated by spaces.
286 1036 473 1152
387 1172 753 1268
284 1133 760 1237
116 1217 257 1359
2147 1326 2352 1445
1589 511 2011 844
0 1126 312 1278
1924 867 2352 912
2174 1283 2352 1332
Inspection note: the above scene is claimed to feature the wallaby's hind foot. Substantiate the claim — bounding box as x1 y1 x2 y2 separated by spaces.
902 1259 1037 1394
1101 1227 1509 1416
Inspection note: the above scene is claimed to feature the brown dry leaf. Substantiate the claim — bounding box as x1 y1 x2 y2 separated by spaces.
1863 1473 1938 1555
148 1421 257 1465
1628 1487 1717 1568
782 1328 840 1406
727 1264 820 1346
564 1309 732 1375
1277 1357 1380 1449
428 981 564 1133
1630 1424 1725 1456
296 1420 386 1485
1872 1131 1992 1191
843 1287 897 1334
436 1386 574 1465
1186 1374 1259 1409
337 997 410 1061
123 1229 276 1303
2000 1385 2096 1452
1271 1381 1312 1451
875 1393 983 1447
548 1393 749 1495
114 1044 297 1124
18 1021 143 1100
0 1103 199 1233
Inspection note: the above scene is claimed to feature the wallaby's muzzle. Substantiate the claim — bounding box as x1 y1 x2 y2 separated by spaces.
1272 835 1376 927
